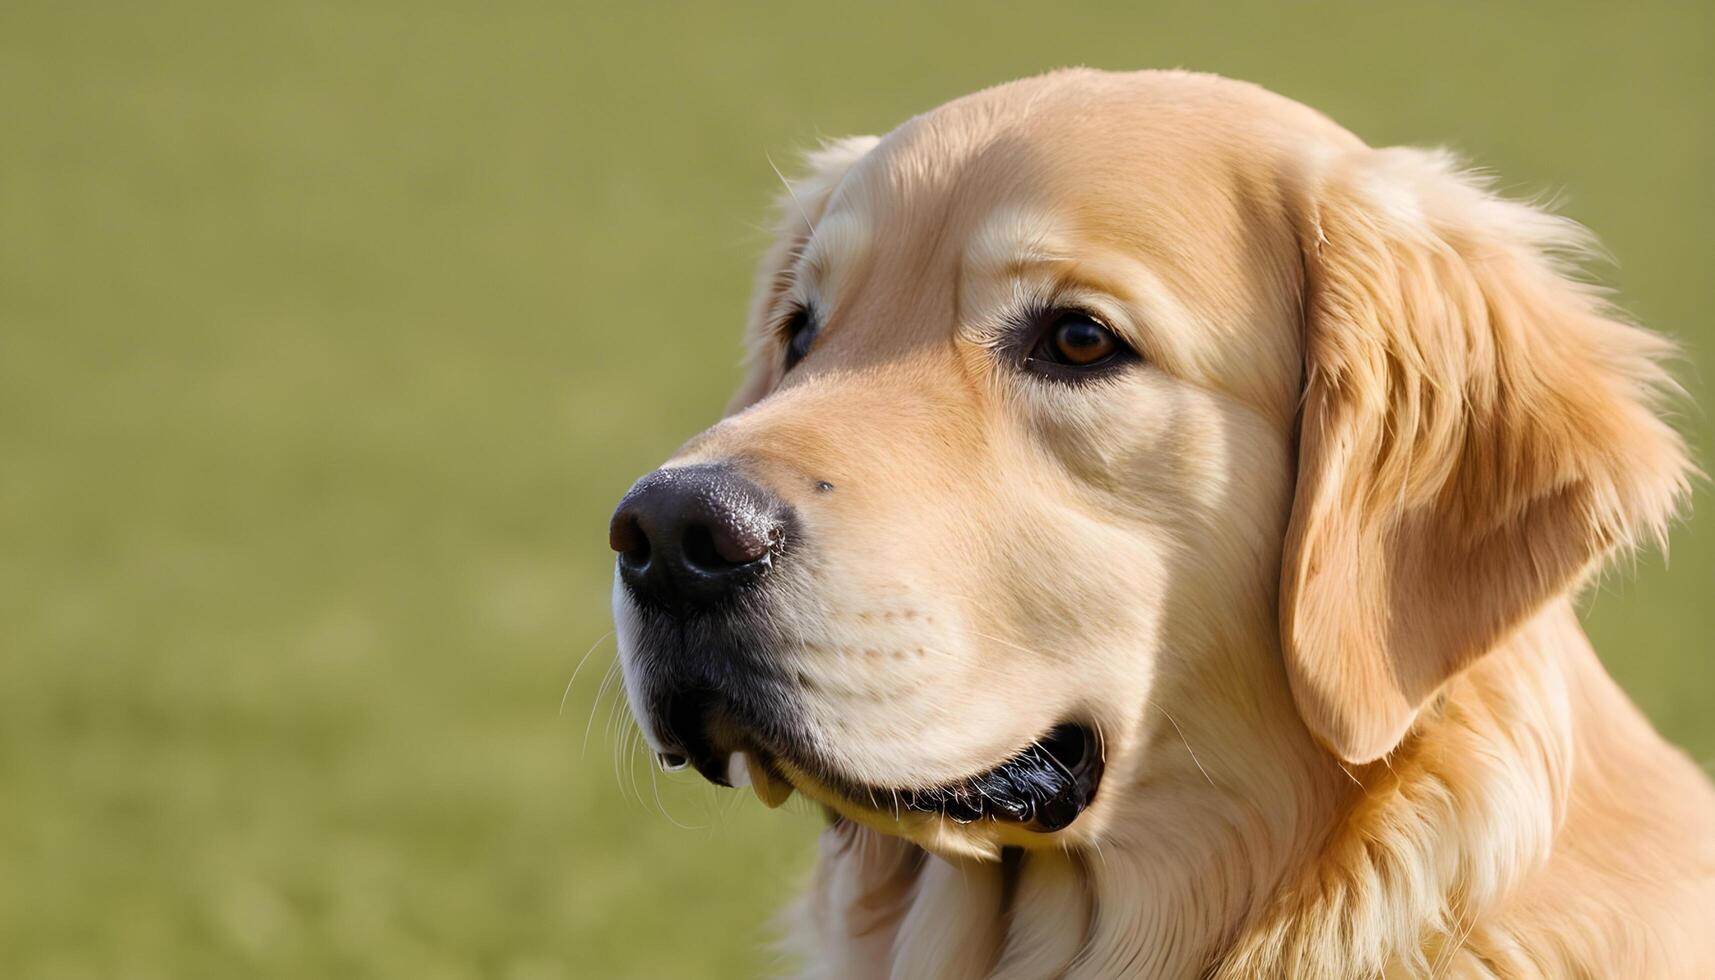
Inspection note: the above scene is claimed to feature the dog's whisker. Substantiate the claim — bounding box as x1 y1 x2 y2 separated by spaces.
559 629 616 717
605 680 629 743
625 720 646 809
1149 700 1215 789
582 658 622 758
1086 833 1111 875
949 625 1041 659
766 150 816 238
629 721 656 817
611 700 638 808
644 730 705 831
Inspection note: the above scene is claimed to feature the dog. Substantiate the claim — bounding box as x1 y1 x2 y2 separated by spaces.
607 69 1715 978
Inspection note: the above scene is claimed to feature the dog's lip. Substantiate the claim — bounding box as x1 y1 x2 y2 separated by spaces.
669 720 1105 834
650 687 1103 832
883 722 1104 832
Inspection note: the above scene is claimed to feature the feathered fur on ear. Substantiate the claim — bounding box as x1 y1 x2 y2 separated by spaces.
726 136 879 414
1282 147 1692 764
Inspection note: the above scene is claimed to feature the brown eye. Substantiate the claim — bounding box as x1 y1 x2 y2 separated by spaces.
1050 316 1116 364
1026 311 1131 375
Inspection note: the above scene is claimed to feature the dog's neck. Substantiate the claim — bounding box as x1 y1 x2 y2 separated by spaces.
788 599 1709 978
1214 601 1583 977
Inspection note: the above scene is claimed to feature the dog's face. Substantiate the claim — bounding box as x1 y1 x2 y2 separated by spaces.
610 70 1686 861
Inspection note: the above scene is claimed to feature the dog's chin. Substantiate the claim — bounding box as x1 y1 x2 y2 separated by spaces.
687 719 1106 862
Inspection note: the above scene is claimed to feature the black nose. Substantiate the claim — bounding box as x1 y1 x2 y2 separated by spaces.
609 464 791 610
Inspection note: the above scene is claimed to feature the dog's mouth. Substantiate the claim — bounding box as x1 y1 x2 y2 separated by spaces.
656 694 1104 834
882 722 1104 831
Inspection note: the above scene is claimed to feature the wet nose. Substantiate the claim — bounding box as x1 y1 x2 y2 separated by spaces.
608 464 790 610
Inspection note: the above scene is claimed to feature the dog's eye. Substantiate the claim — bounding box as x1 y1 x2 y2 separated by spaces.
781 305 819 371
1047 316 1117 365
1026 310 1132 376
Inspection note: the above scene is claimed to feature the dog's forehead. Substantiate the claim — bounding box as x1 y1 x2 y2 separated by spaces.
850 73 1346 209
806 71 1342 303
786 70 1335 418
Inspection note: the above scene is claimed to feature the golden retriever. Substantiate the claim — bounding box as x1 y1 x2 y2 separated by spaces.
607 69 1715 978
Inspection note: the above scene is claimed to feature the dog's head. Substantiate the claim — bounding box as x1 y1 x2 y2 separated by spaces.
610 69 1688 860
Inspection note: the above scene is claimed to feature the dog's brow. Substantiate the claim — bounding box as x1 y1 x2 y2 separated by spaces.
796 210 872 295
963 208 1072 280
962 221 1200 376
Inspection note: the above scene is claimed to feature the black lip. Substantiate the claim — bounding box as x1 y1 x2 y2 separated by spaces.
651 683 809 787
889 723 1103 832
759 723 1104 834
658 695 1104 834
659 689 730 786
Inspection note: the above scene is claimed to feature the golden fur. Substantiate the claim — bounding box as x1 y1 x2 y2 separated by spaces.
616 69 1715 977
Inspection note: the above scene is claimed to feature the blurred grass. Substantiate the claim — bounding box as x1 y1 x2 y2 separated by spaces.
0 1 1710 977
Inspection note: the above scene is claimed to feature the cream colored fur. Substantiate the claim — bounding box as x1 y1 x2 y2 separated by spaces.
623 69 1715 978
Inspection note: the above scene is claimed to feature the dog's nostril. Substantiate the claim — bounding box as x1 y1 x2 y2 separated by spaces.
613 514 644 552
682 521 770 570
609 514 650 565
681 524 724 570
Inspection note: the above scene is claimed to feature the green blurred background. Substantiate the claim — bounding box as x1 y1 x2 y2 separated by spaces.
2 1 1710 977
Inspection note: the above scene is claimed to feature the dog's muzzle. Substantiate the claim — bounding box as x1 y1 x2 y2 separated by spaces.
609 462 1105 833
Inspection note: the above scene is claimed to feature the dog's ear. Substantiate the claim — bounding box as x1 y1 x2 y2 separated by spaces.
1281 147 1692 764
726 136 879 414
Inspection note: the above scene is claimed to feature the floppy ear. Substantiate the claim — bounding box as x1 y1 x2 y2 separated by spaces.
726 136 879 413
1282 147 1692 764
